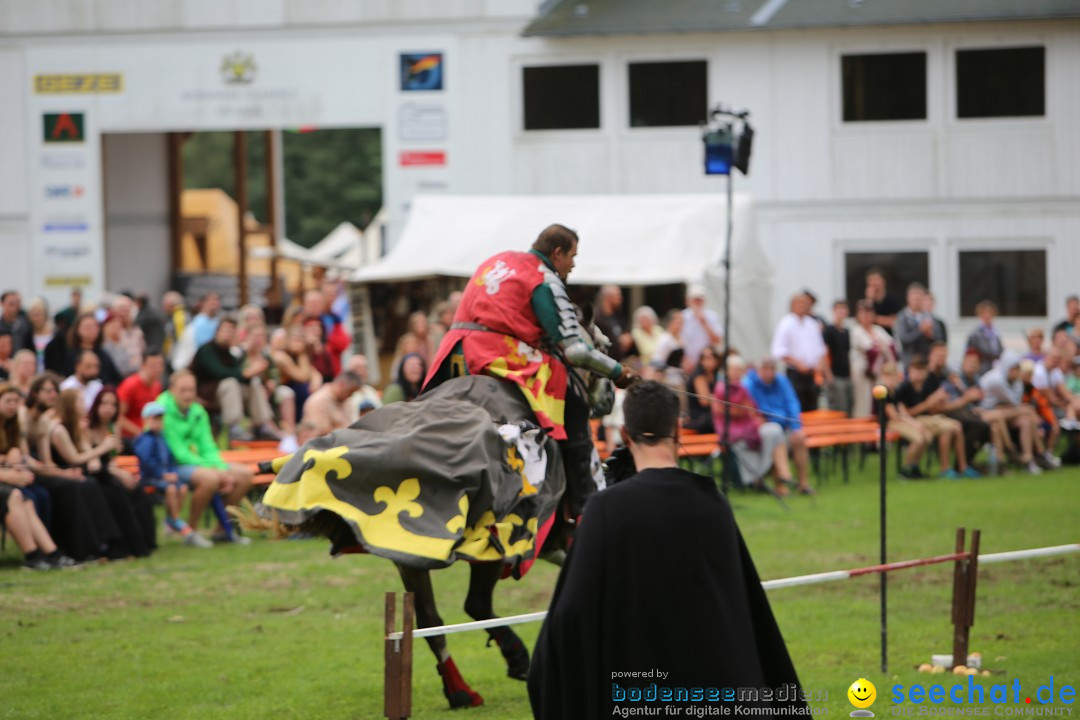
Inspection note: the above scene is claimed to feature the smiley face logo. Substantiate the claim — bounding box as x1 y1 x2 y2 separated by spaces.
848 678 877 716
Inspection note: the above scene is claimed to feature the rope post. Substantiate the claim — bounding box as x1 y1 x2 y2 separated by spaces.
384 592 415 720
877 390 888 673
950 528 981 669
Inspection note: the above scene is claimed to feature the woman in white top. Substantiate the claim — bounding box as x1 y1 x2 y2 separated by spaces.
849 299 897 417
630 306 664 368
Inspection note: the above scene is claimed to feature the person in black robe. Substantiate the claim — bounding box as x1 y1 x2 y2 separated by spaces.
528 380 806 719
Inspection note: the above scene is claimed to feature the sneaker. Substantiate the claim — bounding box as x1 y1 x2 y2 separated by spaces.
1059 418 1080 431
939 469 960 480
1041 452 1062 469
961 466 982 479
1025 461 1043 476
899 465 924 480
48 553 78 568
23 557 52 571
228 424 255 443
184 532 214 549
211 532 252 545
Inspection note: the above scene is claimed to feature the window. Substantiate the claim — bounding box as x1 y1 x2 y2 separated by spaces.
844 251 929 309
841 52 927 122
628 60 707 128
956 47 1045 119
958 250 1046 317
523 65 600 130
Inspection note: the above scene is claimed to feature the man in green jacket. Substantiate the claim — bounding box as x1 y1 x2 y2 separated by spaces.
191 316 273 442
158 369 253 544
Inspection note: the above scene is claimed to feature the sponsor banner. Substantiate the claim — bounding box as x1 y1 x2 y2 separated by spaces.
45 244 91 258
34 73 123 94
43 220 89 232
42 112 85 143
398 103 447 141
40 154 87 170
44 183 86 200
399 150 446 167
400 52 444 91
45 275 93 287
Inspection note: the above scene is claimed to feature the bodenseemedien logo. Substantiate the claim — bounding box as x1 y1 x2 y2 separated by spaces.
850 678 878 717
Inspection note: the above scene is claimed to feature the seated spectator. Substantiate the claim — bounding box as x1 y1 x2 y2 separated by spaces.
741 357 812 493
1052 294 1079 344
110 294 145 372
966 301 1004 376
1033 348 1080 430
396 310 436 368
980 352 1058 474
680 284 723 371
878 364 936 479
895 283 934 367
303 287 350 376
771 292 826 412
117 352 165 441
685 344 719 433
22 374 123 561
10 349 37 397
0 330 13 381
1020 360 1061 458
157 370 253 544
241 324 286 439
895 357 976 479
303 372 362 436
191 317 274 442
161 290 189 362
190 292 222 349
236 303 266 343
27 297 53 368
823 300 853 416
1024 327 1046 362
302 317 336 383
271 326 323 419
383 353 426 404
46 388 151 558
593 285 634 362
101 312 139 379
134 402 212 548
0 476 72 570
62 312 122 385
945 350 1010 475
59 349 104 411
630 306 664 368
929 343 991 472
714 355 796 495
345 354 382 424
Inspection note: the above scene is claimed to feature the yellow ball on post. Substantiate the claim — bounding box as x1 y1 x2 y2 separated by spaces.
872 385 888 400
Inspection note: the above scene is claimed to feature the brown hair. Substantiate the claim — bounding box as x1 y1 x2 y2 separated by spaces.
0 383 22 453
55 388 87 447
66 311 101 350
27 372 62 410
531 224 578 257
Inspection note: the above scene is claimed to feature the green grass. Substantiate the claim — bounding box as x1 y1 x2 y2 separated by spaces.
1 460 1077 719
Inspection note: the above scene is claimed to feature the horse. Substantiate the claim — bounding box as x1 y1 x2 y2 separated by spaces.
242 325 615 709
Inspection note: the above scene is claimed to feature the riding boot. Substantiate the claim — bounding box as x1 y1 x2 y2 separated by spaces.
485 626 530 680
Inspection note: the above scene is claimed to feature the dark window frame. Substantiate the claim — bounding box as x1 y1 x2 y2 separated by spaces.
841 51 928 123
627 59 709 129
843 250 931 311
957 248 1047 318
955 46 1046 120
522 63 601 131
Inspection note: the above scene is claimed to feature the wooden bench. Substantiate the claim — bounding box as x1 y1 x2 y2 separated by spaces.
112 447 283 488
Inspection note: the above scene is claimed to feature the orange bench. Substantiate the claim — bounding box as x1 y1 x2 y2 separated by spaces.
111 447 282 487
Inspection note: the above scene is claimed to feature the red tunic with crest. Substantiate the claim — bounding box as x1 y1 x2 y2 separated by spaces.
425 251 569 439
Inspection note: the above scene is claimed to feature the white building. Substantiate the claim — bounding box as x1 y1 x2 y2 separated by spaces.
1 0 1078 346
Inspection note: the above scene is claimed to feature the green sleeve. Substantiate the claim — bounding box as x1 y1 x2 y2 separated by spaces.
530 283 568 345
162 414 201 467
382 384 405 404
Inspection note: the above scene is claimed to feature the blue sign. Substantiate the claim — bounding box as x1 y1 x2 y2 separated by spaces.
400 53 444 91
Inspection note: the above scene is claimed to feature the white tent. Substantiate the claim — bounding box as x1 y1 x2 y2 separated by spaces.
351 194 774 361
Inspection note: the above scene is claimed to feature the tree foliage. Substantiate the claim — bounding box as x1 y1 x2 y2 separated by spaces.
181 128 382 248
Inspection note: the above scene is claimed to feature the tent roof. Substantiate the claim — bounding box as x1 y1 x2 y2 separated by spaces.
350 194 751 286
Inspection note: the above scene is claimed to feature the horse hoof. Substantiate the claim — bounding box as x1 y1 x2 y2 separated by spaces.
489 633 530 680
446 690 484 709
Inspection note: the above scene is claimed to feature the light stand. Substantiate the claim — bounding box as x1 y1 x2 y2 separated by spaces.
702 105 753 495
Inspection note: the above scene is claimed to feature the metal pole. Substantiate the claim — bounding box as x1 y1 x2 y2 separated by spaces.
265 130 283 309
878 396 888 673
721 156 734 494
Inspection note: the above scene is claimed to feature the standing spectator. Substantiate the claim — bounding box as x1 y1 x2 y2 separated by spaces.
1052 295 1080 343
0 291 34 352
850 300 896 417
679 284 723 370
630 306 664 367
966 301 1004 376
345 354 382 424
895 358 975 479
191 317 274 442
10 350 37 397
53 287 82 335
63 312 122 385
895 283 934 367
0 330 12 380
272 326 323 419
101 312 139 378
924 292 948 344
1024 327 1046 362
822 300 853 416
59 349 104 411
134 293 166 354
770 292 827 412
593 285 633 362
741 357 812 493
191 292 222 349
649 311 684 375
117 351 166 440
111 295 145 371
134 402 212 547
303 371 362 435
864 268 901 334
383 353 426 404
161 290 189 360
27 297 54 369
157 370 254 544
713 355 796 494
685 344 719 433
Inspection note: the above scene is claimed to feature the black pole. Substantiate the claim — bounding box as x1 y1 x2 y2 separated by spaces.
721 166 734 494
877 387 888 673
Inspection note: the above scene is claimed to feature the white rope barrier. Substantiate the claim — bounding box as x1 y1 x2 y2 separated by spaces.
386 542 1079 641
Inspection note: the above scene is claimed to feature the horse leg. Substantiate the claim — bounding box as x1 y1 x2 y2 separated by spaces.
395 563 484 709
463 561 530 681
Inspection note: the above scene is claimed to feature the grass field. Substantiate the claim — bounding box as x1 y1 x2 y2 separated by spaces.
2 458 1077 719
